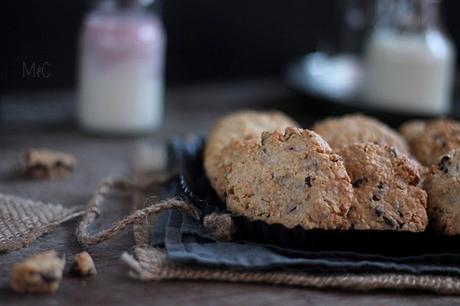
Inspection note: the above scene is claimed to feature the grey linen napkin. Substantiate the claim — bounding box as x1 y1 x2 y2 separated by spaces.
151 209 460 275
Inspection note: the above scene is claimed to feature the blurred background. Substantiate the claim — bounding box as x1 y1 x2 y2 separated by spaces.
2 0 460 129
3 0 459 90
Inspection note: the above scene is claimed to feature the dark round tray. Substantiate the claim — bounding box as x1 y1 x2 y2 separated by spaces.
168 135 460 260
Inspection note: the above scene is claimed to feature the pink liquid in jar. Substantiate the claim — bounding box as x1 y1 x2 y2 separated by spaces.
78 6 165 134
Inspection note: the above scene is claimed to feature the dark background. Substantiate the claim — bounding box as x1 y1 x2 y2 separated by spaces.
2 0 460 92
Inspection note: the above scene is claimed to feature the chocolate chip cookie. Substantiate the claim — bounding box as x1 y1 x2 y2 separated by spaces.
313 114 409 154
424 149 460 235
224 127 353 230
204 110 298 198
399 119 460 166
339 143 427 231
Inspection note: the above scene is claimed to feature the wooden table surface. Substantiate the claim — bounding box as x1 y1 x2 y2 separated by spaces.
1 79 459 306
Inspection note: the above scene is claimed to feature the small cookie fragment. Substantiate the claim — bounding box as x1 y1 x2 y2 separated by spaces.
24 148 76 179
225 127 354 230
204 110 298 198
70 251 97 276
399 119 460 166
424 149 460 235
313 114 409 154
203 213 236 241
339 143 427 231
10 250 65 294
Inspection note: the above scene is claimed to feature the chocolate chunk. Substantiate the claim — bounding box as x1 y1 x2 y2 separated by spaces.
40 274 57 283
352 177 368 188
390 147 398 158
374 206 384 217
383 216 398 228
288 204 297 213
372 193 381 201
304 176 314 187
438 155 451 173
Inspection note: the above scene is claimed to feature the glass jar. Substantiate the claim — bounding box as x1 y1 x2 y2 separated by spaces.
78 0 165 134
363 0 455 115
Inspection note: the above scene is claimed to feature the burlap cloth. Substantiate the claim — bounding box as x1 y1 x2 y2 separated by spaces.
70 174 460 295
0 193 83 252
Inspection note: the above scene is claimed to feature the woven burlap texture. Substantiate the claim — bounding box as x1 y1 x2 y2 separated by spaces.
0 193 83 252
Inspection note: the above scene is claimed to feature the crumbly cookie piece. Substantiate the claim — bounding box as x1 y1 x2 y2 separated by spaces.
313 114 409 154
339 143 427 231
399 119 460 166
203 213 236 241
70 251 97 276
224 127 353 230
424 149 460 235
204 110 297 198
24 148 76 179
10 250 66 294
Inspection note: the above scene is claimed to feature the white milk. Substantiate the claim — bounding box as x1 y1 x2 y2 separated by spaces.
363 29 455 115
78 9 165 134
79 57 164 132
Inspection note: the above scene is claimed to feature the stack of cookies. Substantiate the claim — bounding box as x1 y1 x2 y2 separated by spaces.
204 111 460 235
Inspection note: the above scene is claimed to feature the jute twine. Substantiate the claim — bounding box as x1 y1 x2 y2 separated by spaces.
73 174 460 294
0 193 83 252
75 177 199 247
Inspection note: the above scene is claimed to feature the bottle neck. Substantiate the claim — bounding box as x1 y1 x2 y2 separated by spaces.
96 0 154 12
376 0 441 33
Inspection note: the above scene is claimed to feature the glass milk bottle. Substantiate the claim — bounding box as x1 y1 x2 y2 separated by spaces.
363 0 455 115
78 0 165 134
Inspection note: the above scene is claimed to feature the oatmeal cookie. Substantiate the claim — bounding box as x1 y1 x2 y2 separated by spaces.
10 250 66 294
339 143 427 231
313 114 409 153
204 110 297 198
424 149 460 235
224 127 353 230
399 119 460 166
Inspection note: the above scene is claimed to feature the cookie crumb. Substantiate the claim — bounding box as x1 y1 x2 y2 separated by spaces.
71 251 97 277
203 213 236 241
10 250 65 294
24 148 76 179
